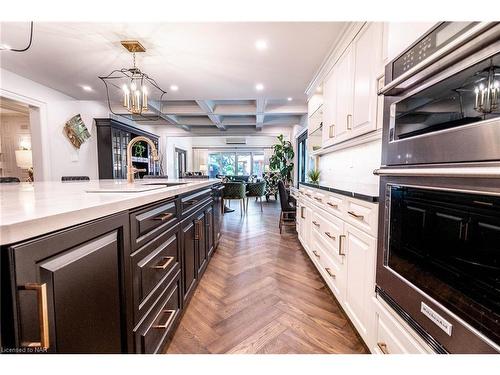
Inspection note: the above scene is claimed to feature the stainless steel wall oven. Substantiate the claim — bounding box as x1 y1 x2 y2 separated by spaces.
376 21 500 354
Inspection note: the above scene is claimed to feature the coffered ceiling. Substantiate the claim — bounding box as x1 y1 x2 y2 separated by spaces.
0 22 348 131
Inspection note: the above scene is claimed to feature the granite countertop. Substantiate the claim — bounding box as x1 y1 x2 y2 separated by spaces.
0 178 220 246
299 181 379 203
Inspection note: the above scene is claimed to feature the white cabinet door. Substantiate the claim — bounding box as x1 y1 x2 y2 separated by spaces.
342 222 377 340
351 22 383 138
333 46 354 144
322 68 337 148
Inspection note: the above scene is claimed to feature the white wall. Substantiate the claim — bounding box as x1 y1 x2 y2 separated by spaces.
1 68 109 181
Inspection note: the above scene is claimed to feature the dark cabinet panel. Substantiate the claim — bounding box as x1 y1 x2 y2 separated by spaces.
5 213 131 353
196 211 208 277
181 217 197 304
205 204 215 259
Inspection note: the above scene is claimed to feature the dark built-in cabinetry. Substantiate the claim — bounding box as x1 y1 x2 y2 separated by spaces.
0 184 223 354
95 118 160 180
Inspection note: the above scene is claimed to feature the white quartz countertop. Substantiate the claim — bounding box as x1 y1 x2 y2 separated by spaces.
0 178 220 246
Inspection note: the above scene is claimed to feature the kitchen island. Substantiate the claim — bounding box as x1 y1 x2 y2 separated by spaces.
0 178 223 354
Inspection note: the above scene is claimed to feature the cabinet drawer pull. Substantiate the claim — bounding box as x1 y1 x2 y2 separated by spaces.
153 212 174 221
327 202 338 208
184 199 198 206
312 250 320 258
151 256 175 270
329 124 335 138
377 342 389 354
19 283 50 349
325 268 336 278
305 193 312 197
339 235 346 256
152 309 176 329
325 232 336 240
348 210 364 219
314 197 323 202
347 114 352 130
312 220 320 227
300 206 306 219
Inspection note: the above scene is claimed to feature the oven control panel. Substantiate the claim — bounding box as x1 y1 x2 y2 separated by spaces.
391 22 476 81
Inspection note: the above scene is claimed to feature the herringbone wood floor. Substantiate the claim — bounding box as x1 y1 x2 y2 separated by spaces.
165 199 368 354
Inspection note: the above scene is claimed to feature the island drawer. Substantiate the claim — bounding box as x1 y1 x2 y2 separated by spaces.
130 197 179 251
181 188 212 217
134 269 182 354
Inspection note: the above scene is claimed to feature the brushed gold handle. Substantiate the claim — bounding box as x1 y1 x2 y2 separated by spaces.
325 268 336 278
19 283 50 349
325 232 336 240
312 250 320 258
329 124 335 138
327 202 338 208
312 220 320 227
347 114 352 130
301 206 306 219
305 193 312 197
184 199 198 206
348 210 364 220
339 234 346 256
151 256 175 270
377 342 389 354
314 197 322 202
194 220 201 240
153 212 174 221
153 309 176 329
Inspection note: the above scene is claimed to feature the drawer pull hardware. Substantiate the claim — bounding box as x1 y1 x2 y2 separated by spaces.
325 268 336 278
347 114 352 130
305 193 312 197
329 124 335 138
153 212 174 221
152 256 175 270
339 235 346 256
327 202 338 208
312 221 320 227
314 197 322 202
184 199 198 206
312 250 320 258
301 206 306 219
377 342 389 354
325 232 336 240
348 210 364 219
194 220 204 240
19 283 50 349
153 309 176 329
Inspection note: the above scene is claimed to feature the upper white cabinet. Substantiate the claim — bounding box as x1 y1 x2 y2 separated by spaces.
351 22 383 139
320 22 384 148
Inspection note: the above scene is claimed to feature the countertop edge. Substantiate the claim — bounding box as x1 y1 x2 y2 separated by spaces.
0 180 219 246
299 182 379 203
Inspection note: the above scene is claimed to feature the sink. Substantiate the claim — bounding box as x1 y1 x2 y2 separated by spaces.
85 182 187 193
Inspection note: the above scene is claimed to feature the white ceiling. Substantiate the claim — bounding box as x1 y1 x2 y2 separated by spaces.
0 22 347 131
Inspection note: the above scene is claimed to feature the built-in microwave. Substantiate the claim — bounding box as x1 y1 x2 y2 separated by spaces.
380 22 500 166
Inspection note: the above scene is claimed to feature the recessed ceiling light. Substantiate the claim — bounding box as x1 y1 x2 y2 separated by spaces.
287 97 293 101
81 85 93 92
170 85 179 91
255 83 264 91
255 40 268 51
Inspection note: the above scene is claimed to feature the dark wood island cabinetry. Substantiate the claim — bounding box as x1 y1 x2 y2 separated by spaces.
0 183 223 354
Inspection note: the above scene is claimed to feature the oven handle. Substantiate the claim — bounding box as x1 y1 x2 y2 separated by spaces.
373 167 500 179
379 22 497 96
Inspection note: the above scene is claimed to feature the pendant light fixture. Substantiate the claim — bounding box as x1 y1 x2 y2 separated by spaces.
99 40 167 121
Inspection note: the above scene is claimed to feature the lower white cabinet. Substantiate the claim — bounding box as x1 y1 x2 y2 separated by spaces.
297 185 433 353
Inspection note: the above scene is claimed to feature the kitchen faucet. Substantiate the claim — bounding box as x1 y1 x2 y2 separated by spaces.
126 136 159 183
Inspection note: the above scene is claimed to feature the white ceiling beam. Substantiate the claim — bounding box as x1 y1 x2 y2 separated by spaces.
256 114 264 130
256 99 267 130
196 100 226 131
148 101 191 131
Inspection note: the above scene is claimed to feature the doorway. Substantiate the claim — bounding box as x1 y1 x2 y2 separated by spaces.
0 97 33 181
175 147 187 178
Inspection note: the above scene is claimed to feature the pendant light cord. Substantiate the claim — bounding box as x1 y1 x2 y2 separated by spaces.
1 21 34 52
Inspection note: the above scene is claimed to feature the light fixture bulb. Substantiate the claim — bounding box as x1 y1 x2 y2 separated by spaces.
479 83 485 90
131 82 137 91
474 87 479 94
122 84 129 93
494 81 499 89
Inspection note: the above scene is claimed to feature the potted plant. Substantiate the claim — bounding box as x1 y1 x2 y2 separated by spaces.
307 169 321 184
269 134 295 186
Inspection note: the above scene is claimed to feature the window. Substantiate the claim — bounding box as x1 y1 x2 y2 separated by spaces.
297 131 308 187
208 151 265 178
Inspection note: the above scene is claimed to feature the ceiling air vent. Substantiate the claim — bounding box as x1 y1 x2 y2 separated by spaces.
226 137 247 145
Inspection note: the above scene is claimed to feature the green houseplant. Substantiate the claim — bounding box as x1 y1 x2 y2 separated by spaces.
307 169 321 184
269 134 295 185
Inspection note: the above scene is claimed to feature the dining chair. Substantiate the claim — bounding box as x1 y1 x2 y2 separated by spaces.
222 182 246 216
245 181 266 212
278 180 296 234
